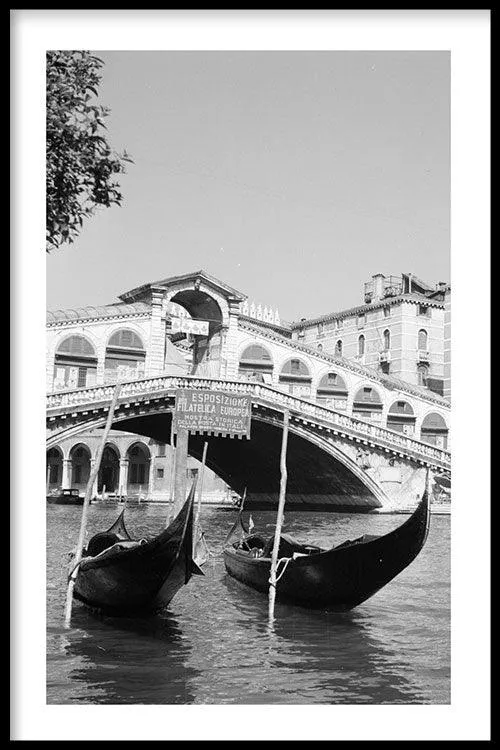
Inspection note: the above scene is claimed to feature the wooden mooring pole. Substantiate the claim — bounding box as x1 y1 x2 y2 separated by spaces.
193 441 208 560
64 383 121 628
172 426 189 519
268 409 289 625
167 417 177 524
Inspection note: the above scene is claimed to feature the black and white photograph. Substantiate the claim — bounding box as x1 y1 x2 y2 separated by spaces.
12 9 490 742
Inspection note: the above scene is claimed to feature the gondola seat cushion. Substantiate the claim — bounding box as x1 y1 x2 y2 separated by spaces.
86 532 125 557
262 534 312 558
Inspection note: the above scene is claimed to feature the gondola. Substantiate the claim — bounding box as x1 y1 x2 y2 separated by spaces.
47 488 84 505
71 483 203 616
223 487 430 611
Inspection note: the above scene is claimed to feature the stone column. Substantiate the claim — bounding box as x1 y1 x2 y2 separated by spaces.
414 414 424 443
223 301 242 380
46 345 55 393
147 455 155 499
62 458 72 489
119 459 129 498
173 428 189 516
379 399 390 430
90 458 99 498
218 325 229 379
96 341 106 386
146 286 166 377
345 387 356 417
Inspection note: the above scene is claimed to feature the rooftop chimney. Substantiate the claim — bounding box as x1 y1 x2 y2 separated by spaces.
371 274 386 302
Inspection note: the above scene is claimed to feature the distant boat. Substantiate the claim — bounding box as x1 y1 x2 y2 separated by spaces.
47 488 84 506
71 483 203 616
224 488 430 611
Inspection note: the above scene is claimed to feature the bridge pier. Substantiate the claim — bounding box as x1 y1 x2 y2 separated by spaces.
365 462 427 511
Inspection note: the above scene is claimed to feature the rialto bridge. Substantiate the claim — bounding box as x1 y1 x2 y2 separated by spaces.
46 270 451 511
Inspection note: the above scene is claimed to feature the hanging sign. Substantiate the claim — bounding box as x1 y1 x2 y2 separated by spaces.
170 318 209 336
173 389 252 439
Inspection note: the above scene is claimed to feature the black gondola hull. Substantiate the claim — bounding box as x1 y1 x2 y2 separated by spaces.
47 496 84 505
73 489 199 616
224 491 430 610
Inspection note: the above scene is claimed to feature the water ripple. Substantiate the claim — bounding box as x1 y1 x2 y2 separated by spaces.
47 504 450 704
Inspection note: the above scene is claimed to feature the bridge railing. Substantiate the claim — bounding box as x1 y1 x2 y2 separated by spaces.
46 374 450 467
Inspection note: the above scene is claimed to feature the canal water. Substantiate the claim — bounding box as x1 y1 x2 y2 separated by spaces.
47 503 450 705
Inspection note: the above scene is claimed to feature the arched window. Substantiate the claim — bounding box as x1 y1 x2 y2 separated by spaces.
69 444 91 488
358 334 365 357
417 363 429 386
126 443 150 492
57 336 95 357
353 386 383 422
418 329 428 350
316 372 348 409
105 329 146 383
335 340 343 356
98 445 120 494
383 329 391 350
421 412 448 449
238 344 273 383
46 447 63 489
108 330 144 349
279 358 312 397
387 400 416 435
54 335 97 390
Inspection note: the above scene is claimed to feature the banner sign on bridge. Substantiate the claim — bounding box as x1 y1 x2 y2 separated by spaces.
173 389 252 439
170 318 209 336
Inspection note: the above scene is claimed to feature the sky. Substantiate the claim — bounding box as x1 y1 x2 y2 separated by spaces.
46 51 450 322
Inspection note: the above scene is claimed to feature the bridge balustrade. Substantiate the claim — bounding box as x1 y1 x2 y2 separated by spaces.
47 374 450 469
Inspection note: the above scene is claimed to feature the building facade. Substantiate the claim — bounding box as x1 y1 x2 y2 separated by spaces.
46 429 230 502
289 273 450 398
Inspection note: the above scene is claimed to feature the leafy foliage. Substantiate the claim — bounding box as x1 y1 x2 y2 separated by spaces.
46 51 132 252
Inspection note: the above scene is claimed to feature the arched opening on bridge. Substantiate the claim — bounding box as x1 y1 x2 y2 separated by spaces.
46 446 63 491
170 289 223 333
126 442 150 494
316 372 348 410
387 400 416 435
170 288 224 378
69 443 91 492
279 358 312 397
353 386 383 422
98 444 120 494
53 335 97 390
238 344 273 383
421 413 448 449
104 329 146 383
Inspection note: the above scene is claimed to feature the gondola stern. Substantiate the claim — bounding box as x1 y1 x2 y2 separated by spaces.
105 507 131 540
190 559 205 576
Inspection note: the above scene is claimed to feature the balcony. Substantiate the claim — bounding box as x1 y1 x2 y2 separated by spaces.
417 350 430 362
378 351 391 363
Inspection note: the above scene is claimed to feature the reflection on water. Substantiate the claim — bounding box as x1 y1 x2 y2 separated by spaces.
47 504 450 705
48 611 197 704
